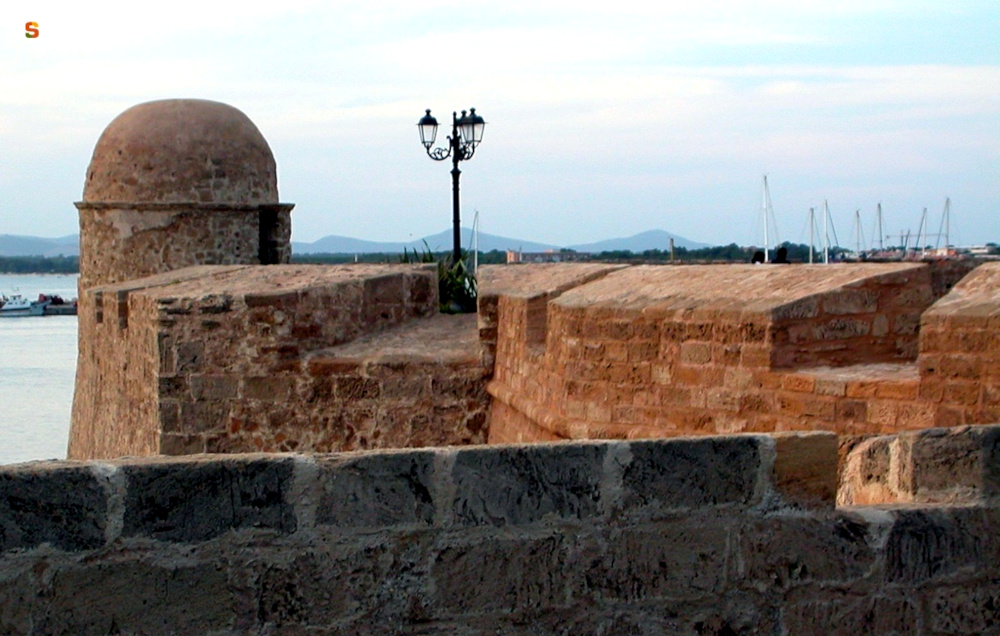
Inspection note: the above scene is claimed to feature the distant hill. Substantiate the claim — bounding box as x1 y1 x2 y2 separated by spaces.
293 228 709 255
567 230 710 253
0 234 79 257
1 229 710 258
293 228 560 255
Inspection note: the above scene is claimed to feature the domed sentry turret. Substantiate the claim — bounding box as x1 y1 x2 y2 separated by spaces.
70 99 294 460
76 98 293 289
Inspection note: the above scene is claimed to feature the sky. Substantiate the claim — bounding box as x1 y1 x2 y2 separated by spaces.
0 1 997 249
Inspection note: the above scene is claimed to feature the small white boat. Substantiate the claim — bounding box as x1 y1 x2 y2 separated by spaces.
0 294 49 317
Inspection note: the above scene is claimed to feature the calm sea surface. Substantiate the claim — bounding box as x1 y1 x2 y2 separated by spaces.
0 274 79 465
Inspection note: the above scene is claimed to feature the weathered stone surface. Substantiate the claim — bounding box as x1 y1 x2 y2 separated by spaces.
450 442 606 526
428 532 569 616
121 456 296 542
33 560 231 636
883 507 1000 584
1 436 999 633
840 424 1000 506
781 595 919 635
928 584 1000 634
487 262 972 444
581 520 730 602
907 425 991 502
620 436 762 513
316 450 436 528
771 431 838 507
0 465 108 552
987 425 1000 502
738 514 876 590
83 99 278 206
253 537 409 628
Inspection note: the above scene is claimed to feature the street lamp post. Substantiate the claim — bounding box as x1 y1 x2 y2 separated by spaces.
417 108 485 265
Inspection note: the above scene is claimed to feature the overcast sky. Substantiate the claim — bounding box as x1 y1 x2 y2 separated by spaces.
1 1 997 249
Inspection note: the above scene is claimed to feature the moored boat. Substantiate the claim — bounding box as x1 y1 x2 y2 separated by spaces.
0 294 50 317
39 293 78 316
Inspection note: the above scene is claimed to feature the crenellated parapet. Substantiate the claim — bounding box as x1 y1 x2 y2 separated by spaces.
3 427 998 632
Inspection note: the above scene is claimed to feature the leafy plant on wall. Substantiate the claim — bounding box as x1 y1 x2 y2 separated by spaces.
401 242 477 314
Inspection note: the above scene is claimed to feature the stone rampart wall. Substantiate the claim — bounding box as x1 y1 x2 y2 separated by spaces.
486 262 989 444
3 427 998 634
70 264 491 460
920 262 1000 427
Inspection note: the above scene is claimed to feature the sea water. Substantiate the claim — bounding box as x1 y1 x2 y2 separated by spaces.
0 274 79 464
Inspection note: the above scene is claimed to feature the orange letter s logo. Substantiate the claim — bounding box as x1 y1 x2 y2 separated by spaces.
25 22 39 38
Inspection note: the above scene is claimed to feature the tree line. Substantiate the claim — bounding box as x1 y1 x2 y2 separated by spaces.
0 243 845 274
0 255 80 274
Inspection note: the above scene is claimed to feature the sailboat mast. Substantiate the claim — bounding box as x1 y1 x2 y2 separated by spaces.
876 203 884 251
854 209 862 256
823 200 830 264
936 197 951 251
918 208 928 258
762 175 770 263
945 197 950 249
809 207 815 264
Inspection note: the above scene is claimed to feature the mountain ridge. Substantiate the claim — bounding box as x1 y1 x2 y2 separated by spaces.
292 228 710 254
0 229 712 257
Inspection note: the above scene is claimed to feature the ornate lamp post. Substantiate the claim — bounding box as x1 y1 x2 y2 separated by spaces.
417 108 486 264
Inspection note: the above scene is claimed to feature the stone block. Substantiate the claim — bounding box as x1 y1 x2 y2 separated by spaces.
838 436 897 505
363 273 405 305
175 341 204 373
906 427 989 503
781 595 918 635
781 374 815 393
581 520 729 602
619 436 762 514
0 465 108 552
815 317 871 340
29 560 234 635
190 374 239 400
244 375 295 402
307 357 360 377
738 514 876 590
121 456 297 542
772 297 820 320
429 532 569 616
245 289 298 308
450 442 606 526
316 450 436 528
254 538 405 627
680 342 712 365
883 508 1000 584
180 399 230 433
928 584 1000 634
335 376 381 400
835 399 867 422
986 426 1000 502
771 431 837 508
159 433 207 455
777 392 836 420
814 378 846 397
875 380 919 400
158 375 188 399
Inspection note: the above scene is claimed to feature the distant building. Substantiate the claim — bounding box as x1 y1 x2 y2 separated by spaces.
506 249 591 264
968 245 999 256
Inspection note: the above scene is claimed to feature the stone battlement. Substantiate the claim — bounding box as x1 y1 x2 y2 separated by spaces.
485 260 989 444
2 426 998 633
71 264 489 459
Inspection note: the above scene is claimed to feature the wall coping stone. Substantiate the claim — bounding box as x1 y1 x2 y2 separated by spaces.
0 432 847 554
